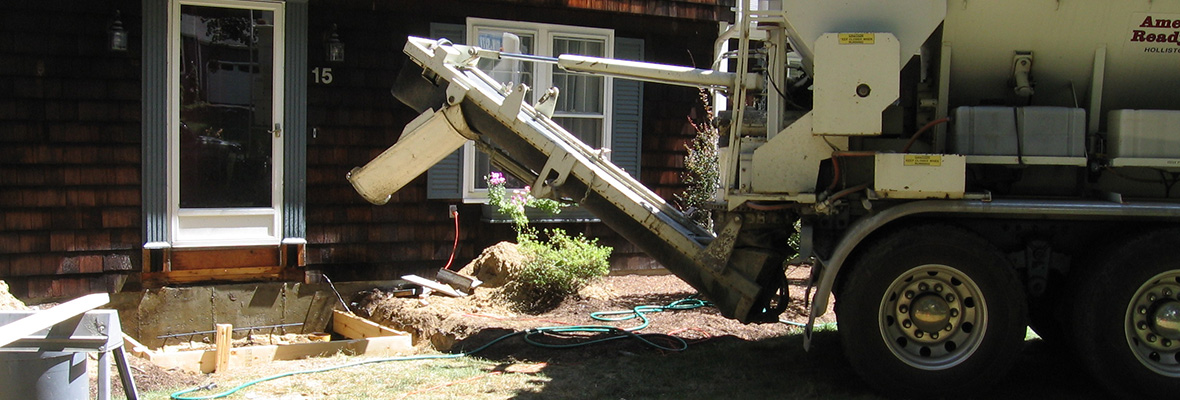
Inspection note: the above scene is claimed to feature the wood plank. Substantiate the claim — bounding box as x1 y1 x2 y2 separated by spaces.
0 293 109 348
214 324 232 373
332 310 407 340
122 333 152 359
146 335 413 374
145 266 286 285
402 274 464 297
171 247 280 270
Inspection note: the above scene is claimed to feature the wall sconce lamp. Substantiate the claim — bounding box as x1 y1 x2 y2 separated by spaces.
326 24 344 63
109 10 128 52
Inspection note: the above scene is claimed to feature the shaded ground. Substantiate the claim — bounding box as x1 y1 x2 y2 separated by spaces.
354 267 833 363
55 268 1106 399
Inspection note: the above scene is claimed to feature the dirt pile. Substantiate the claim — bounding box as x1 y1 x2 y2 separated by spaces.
0 280 27 310
356 243 531 351
458 241 528 288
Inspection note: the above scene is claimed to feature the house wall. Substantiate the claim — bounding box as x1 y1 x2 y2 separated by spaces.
0 0 143 299
303 0 725 278
0 0 729 301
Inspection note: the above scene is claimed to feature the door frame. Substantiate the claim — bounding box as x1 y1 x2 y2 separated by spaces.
167 0 286 247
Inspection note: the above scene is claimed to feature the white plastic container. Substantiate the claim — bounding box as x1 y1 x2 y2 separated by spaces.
1107 109 1180 159
951 106 1085 158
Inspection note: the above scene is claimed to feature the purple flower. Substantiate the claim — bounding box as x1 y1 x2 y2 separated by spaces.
488 172 506 186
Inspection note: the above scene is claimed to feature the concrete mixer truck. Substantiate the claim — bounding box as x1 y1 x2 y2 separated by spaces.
349 1 1180 397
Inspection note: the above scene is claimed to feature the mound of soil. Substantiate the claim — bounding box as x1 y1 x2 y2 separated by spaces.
459 241 529 288
0 280 27 310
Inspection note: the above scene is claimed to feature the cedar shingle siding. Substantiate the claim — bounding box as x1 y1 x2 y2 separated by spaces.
0 0 730 301
1 1 142 299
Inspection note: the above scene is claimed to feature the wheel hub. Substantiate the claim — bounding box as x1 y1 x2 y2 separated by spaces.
1152 301 1180 341
1126 271 1180 377
911 294 951 333
881 264 985 370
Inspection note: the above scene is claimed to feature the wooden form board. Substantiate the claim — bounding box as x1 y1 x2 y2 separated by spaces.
141 335 413 374
332 310 409 340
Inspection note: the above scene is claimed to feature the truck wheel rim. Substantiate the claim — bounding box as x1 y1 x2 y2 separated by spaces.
878 264 987 370
1125 270 1180 377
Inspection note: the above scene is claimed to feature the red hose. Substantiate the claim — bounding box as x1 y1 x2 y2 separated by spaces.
442 208 460 271
902 117 951 153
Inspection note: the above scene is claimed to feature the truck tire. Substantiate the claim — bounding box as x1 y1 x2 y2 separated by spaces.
1069 229 1180 398
836 224 1027 398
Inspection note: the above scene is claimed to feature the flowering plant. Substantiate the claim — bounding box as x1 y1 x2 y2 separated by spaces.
485 172 566 237
483 171 610 310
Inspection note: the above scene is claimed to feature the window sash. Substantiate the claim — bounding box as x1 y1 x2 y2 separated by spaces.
463 19 613 197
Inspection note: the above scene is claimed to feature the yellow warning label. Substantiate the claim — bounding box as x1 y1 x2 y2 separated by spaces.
839 33 875 44
904 155 942 166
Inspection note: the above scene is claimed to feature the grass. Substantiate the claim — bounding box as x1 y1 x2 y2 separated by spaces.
129 327 1105 400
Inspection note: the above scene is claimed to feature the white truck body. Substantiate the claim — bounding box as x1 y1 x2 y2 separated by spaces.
352 1 1180 397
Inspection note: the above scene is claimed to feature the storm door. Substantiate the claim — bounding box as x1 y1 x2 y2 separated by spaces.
169 0 284 246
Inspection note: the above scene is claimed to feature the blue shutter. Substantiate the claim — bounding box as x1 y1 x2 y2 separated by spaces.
283 1 308 239
611 37 644 179
426 23 467 199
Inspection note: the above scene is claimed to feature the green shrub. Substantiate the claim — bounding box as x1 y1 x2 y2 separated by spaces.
485 174 613 310
516 229 612 303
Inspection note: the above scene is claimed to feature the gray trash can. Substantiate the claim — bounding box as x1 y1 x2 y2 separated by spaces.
0 351 89 400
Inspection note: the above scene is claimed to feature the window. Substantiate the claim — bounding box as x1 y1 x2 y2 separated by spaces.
463 19 614 198
424 22 643 208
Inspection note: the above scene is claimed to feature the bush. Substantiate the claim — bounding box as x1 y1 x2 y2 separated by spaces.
485 173 613 310
515 229 612 306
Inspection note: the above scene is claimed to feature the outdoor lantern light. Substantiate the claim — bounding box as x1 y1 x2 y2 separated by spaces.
326 24 344 62
109 10 128 52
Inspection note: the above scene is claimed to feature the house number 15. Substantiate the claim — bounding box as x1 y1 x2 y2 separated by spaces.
312 67 334 84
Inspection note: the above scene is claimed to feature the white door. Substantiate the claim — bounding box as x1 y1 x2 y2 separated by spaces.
169 0 284 247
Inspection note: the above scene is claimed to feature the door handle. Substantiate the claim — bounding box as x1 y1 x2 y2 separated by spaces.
271 123 282 138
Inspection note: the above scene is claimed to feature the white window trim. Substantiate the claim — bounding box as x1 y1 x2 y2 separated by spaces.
167 0 285 247
461 18 614 203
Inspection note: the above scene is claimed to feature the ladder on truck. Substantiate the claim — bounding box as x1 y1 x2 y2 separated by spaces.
348 37 788 323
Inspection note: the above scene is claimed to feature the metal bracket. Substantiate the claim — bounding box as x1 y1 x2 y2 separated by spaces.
532 148 577 200
534 87 559 119
445 80 469 106
788 220 814 266
499 83 530 122
695 214 743 272
1020 240 1063 296
1012 52 1034 97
